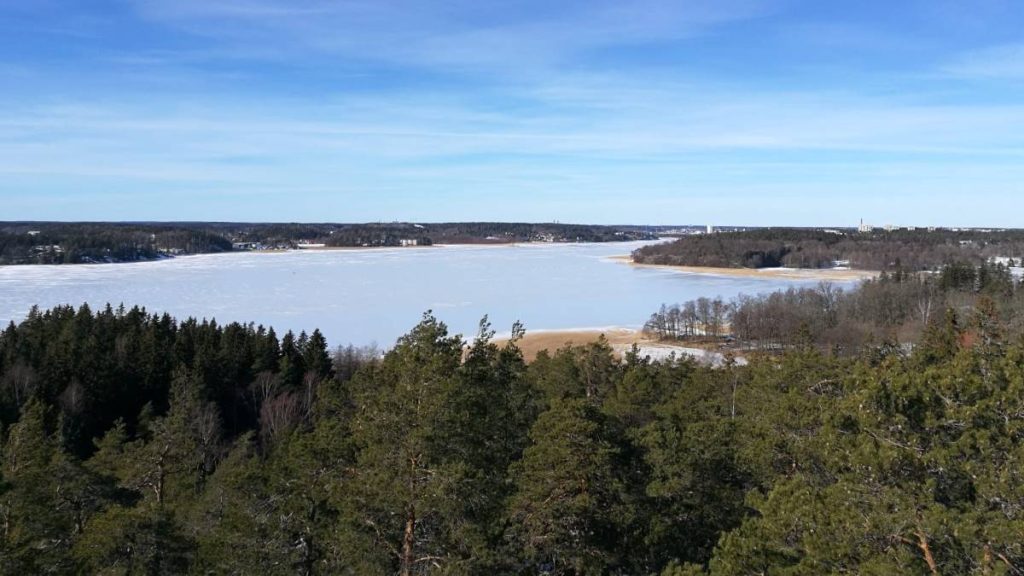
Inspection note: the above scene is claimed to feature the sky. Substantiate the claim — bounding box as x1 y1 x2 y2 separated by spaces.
1 0 1023 226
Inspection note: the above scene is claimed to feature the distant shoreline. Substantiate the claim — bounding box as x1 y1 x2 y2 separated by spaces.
610 255 879 281
0 240 652 267
292 240 654 251
0 222 660 266
293 242 517 252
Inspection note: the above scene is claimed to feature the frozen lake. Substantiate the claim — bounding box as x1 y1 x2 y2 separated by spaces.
0 241 849 347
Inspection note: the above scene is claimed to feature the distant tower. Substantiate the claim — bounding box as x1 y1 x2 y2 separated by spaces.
707 224 714 235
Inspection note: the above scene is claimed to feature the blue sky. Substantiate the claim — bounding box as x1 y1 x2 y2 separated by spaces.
1 0 1023 226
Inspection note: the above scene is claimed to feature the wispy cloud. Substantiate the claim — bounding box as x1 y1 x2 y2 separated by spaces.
943 43 1024 80
3 78 1023 189
3 0 1024 223
125 0 772 72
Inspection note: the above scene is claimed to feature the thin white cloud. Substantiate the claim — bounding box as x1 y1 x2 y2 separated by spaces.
3 78 1024 189
943 43 1024 79
4 0 1024 224
125 0 772 72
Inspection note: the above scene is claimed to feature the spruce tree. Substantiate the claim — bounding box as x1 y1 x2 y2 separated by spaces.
1 399 73 573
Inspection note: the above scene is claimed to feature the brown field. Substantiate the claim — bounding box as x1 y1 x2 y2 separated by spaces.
494 328 652 361
493 328 734 364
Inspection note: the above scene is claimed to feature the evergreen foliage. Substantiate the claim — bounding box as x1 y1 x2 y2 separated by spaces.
2 302 1024 574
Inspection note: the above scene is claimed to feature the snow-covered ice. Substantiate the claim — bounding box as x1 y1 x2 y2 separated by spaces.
0 242 848 347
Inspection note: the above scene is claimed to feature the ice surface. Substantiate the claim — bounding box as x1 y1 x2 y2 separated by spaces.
0 242 848 348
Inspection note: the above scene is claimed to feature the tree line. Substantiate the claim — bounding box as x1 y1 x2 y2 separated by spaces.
2 301 1024 574
318 222 658 247
0 224 233 264
633 227 1024 271
0 222 658 264
646 260 1023 354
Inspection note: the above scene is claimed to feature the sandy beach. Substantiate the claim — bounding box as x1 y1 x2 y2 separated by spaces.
494 327 741 365
608 255 878 281
495 328 651 360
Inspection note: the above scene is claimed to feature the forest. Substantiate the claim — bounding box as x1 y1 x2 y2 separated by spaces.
322 222 657 247
0 222 657 264
645 260 1024 354
0 224 234 265
632 228 1024 271
2 290 1024 574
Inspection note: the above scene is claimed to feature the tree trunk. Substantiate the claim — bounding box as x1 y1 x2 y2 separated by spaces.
155 449 166 506
401 453 418 576
400 505 416 576
916 528 939 576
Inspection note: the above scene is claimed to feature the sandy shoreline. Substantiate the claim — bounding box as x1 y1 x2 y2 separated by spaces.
494 327 738 365
495 328 651 360
608 255 878 281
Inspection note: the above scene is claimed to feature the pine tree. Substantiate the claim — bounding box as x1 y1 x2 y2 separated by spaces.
341 313 465 575
431 317 536 571
507 398 623 575
529 338 617 406
191 431 339 575
74 504 194 576
119 372 219 507
73 374 217 573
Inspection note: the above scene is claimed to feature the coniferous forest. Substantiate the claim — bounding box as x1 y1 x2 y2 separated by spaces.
8 0 1024 574
2 294 1024 575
